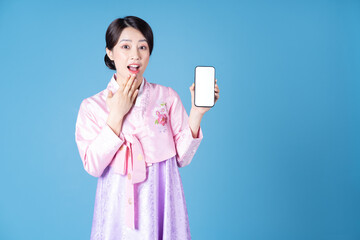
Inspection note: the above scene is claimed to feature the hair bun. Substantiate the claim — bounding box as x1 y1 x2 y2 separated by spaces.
104 54 116 70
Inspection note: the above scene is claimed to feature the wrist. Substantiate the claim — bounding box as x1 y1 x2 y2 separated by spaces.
108 111 124 123
190 107 205 118
107 113 124 135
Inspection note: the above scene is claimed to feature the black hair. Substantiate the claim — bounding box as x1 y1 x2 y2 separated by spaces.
104 16 154 70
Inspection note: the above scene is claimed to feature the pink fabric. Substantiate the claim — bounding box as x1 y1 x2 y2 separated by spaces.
75 74 203 230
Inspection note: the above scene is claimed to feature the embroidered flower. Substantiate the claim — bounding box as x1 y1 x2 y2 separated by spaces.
154 102 168 133
155 102 167 126
155 111 167 126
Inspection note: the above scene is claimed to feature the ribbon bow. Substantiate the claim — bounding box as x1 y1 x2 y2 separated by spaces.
113 126 147 229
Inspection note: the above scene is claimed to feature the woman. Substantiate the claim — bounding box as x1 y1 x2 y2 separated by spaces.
75 16 220 239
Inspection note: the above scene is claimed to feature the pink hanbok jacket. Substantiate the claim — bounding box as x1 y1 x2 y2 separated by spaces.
75 74 204 229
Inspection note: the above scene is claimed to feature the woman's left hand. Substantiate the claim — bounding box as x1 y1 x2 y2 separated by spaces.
189 79 220 115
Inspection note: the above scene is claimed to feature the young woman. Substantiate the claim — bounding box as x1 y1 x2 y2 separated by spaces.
75 16 220 239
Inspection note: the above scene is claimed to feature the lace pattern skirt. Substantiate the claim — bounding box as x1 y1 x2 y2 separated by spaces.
90 155 191 240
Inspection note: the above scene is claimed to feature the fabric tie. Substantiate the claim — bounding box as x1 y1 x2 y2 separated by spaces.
115 126 147 229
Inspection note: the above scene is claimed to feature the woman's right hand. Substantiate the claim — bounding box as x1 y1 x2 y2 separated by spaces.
106 73 139 125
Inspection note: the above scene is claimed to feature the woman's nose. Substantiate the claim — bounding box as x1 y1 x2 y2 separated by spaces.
131 49 140 60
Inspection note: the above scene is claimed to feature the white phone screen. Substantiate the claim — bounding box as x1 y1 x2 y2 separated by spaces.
194 66 215 107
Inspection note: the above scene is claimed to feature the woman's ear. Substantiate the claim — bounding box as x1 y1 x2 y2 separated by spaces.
106 47 114 61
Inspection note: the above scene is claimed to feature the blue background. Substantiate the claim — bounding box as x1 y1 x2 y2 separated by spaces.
1 0 359 239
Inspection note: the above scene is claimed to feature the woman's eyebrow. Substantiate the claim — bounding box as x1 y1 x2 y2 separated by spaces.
119 39 147 43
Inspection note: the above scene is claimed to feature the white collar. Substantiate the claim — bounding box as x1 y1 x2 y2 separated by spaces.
134 76 145 106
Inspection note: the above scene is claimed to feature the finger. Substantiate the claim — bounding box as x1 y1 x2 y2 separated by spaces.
118 74 130 91
124 74 136 94
132 89 139 103
121 74 132 90
129 76 139 97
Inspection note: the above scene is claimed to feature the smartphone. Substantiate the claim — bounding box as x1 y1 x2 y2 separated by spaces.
194 66 215 107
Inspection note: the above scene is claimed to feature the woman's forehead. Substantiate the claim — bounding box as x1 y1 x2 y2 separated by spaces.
119 27 146 42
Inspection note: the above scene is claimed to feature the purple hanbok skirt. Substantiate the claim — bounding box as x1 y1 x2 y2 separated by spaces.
90 155 191 240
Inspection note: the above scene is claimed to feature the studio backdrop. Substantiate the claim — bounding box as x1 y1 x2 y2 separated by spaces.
0 0 359 239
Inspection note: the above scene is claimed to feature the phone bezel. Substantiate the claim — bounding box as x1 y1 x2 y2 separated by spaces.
194 65 215 108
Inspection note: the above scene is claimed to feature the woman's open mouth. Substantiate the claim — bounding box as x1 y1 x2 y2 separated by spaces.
127 64 140 74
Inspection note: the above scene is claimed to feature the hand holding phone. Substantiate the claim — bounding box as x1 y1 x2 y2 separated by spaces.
194 66 215 107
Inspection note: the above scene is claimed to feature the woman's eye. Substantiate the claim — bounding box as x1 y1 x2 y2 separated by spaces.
140 46 147 50
122 45 129 49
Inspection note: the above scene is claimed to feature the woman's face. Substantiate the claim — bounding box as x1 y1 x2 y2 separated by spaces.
106 27 150 87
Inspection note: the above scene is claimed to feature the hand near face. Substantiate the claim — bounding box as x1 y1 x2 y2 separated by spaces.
189 79 220 115
106 73 139 121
